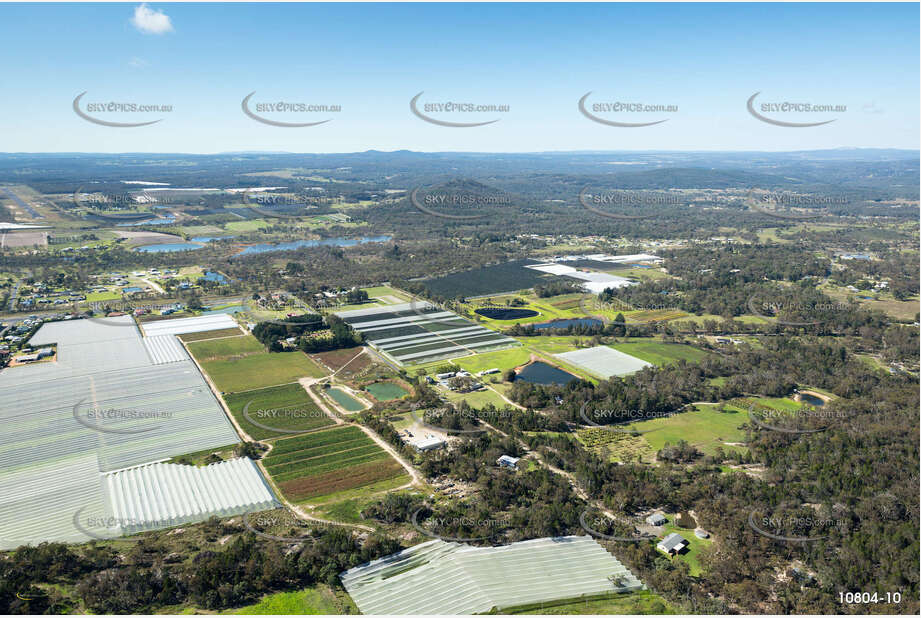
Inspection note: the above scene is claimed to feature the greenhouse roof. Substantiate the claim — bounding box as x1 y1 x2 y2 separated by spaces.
340 535 644 615
0 317 246 549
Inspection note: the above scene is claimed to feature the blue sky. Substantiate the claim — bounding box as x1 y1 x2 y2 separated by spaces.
0 2 917 153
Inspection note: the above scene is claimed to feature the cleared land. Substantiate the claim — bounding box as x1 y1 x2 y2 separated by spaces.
451 346 532 375
263 426 407 502
178 327 244 342
200 352 326 393
609 341 710 366
626 404 749 457
186 334 265 359
188 334 325 393
224 383 333 440
229 585 357 615
309 346 372 378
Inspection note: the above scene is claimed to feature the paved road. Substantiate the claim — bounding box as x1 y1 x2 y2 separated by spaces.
1 187 42 219
6 280 20 311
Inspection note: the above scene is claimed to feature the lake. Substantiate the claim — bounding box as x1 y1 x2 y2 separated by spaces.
532 318 602 330
135 243 203 253
515 361 579 385
117 217 176 227
191 236 236 243
202 305 245 315
235 235 391 257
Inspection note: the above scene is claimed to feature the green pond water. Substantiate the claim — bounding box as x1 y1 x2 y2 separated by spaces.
365 382 409 401
326 387 364 412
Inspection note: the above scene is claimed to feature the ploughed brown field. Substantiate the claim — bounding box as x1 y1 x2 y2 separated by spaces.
279 459 404 502
310 346 372 375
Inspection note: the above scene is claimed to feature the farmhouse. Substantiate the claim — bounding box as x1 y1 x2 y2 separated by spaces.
657 532 689 555
497 455 520 469
646 513 667 526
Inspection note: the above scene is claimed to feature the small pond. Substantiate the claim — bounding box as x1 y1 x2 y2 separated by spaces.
798 392 826 407
474 307 539 320
365 381 409 401
326 387 365 412
235 235 391 257
515 361 579 385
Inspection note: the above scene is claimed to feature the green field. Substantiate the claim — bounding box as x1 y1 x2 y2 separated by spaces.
452 346 532 374
609 341 710 366
444 386 509 409
228 585 357 615
86 290 121 302
224 383 333 440
263 426 407 502
624 404 749 457
201 351 326 393
225 219 269 232
187 334 264 360
365 381 409 401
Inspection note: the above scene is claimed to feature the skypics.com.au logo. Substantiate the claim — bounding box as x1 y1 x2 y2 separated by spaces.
241 187 339 218
747 92 845 128
72 186 175 209
579 402 678 434
409 186 510 220
241 92 341 127
578 188 679 220
746 294 849 327
72 401 174 435
745 188 845 221
73 92 172 127
410 92 509 127
747 401 847 435
578 92 677 127
241 401 328 435
410 508 512 542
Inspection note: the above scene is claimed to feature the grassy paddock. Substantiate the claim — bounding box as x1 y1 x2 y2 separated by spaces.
608 341 709 366
200 351 326 393
187 334 264 360
227 585 357 615
625 403 749 457
224 383 333 440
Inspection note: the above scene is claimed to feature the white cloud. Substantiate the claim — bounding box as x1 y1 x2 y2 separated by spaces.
128 56 149 68
131 4 174 35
